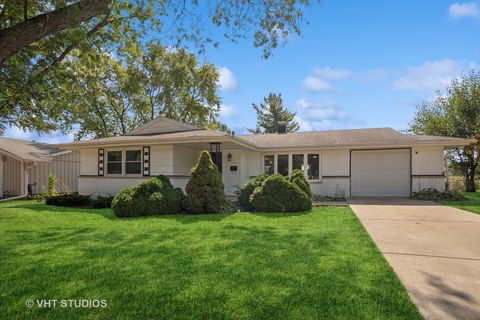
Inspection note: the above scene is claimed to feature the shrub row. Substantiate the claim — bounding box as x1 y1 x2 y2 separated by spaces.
411 188 465 201
238 169 313 212
44 193 114 208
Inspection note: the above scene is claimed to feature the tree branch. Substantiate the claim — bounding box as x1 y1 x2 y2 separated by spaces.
23 0 28 21
0 0 110 64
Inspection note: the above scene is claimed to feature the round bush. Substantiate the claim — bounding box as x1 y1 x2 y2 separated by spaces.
250 174 312 212
237 173 268 210
112 176 184 217
289 169 312 199
185 151 226 213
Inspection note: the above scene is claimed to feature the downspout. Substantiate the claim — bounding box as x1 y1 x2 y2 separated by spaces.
9 161 37 200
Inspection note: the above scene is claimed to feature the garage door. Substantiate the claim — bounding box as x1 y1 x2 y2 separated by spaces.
351 149 410 197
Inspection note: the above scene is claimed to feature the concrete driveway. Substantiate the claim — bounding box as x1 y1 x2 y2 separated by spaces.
348 198 480 320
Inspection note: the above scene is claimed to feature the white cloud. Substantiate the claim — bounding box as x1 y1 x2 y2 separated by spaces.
448 2 480 18
393 59 467 91
217 67 238 91
312 67 352 80
303 76 334 92
302 66 352 93
294 98 360 131
219 104 238 118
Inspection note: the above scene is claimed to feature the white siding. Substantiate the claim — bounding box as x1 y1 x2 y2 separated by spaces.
172 146 200 175
80 148 98 176
322 149 350 176
412 177 445 192
411 146 445 192
311 178 350 197
28 152 80 194
412 146 444 175
2 155 22 196
150 145 174 175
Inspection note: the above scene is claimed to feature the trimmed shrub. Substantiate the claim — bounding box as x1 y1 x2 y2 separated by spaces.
185 151 226 213
250 174 312 212
45 192 91 207
289 169 312 199
112 176 183 217
90 195 114 208
111 188 135 217
237 173 268 210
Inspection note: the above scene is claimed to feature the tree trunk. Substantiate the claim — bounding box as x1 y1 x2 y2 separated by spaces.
0 0 110 64
465 166 477 192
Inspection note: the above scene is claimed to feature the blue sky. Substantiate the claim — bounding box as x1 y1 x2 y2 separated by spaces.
4 0 480 142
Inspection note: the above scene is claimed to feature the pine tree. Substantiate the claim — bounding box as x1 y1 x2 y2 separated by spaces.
185 151 226 213
248 93 299 134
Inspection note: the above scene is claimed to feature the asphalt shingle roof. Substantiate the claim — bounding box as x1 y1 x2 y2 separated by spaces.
0 137 63 162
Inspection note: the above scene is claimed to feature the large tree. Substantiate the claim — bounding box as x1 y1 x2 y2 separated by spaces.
128 44 220 126
248 93 299 134
409 70 480 192
53 45 224 140
0 0 317 132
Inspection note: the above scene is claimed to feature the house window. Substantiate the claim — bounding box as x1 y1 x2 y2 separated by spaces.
292 154 304 172
308 154 320 180
125 150 142 174
277 154 289 176
107 151 122 174
264 155 274 175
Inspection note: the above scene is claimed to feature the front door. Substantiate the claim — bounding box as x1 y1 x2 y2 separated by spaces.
210 152 222 173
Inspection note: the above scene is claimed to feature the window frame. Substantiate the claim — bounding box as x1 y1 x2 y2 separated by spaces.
104 148 144 177
106 150 123 176
125 149 142 175
262 152 321 181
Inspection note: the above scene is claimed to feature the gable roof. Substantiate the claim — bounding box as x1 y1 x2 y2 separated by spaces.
0 137 65 162
238 128 474 149
127 116 200 136
56 116 474 150
58 129 242 147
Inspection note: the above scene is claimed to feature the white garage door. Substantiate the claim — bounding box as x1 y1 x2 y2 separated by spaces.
351 149 410 197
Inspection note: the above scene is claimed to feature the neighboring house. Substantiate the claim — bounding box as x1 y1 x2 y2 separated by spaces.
59 117 473 198
0 137 80 198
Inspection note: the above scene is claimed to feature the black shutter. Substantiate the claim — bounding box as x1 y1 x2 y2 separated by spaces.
98 149 104 176
143 146 150 176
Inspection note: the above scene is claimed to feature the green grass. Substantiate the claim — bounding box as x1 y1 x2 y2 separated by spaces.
441 192 480 214
0 200 420 320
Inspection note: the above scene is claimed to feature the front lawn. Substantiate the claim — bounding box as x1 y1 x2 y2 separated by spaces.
441 192 480 214
0 200 420 319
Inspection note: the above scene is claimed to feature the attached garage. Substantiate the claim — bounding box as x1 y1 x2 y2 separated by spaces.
351 149 411 197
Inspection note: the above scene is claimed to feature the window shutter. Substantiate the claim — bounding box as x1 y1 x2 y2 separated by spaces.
143 146 150 176
98 149 104 176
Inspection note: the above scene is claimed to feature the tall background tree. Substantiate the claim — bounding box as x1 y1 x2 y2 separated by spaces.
248 93 299 134
0 0 317 134
48 44 225 140
409 70 480 192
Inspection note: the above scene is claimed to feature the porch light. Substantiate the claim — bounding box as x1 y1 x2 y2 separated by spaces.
209 142 222 153
227 153 232 161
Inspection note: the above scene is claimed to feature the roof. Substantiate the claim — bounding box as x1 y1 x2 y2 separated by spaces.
238 128 474 149
0 137 65 162
59 129 233 147
56 117 474 150
127 116 200 135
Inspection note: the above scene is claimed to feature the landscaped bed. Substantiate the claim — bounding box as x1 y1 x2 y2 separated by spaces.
0 200 420 319
441 192 480 215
